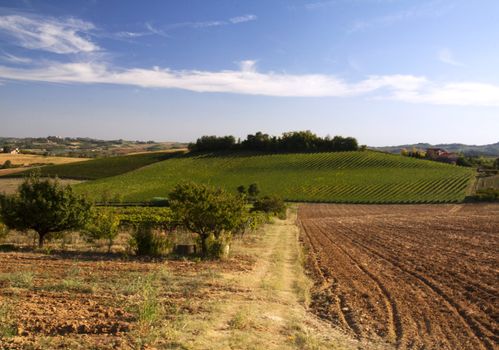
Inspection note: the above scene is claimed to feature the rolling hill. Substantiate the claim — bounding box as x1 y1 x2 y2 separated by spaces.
374 142 499 157
70 151 474 204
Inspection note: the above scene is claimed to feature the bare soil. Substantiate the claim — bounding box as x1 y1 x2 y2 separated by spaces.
298 203 499 350
0 210 365 349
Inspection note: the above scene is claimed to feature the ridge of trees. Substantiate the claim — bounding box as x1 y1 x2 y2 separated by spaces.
188 130 359 153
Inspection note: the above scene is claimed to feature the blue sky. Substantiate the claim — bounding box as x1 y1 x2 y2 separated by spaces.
0 0 498 146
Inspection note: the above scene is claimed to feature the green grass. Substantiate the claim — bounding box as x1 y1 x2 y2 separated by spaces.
75 151 474 204
2 151 184 180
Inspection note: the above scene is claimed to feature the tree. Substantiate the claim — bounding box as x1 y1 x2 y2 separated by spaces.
0 220 8 240
0 174 91 247
1 160 12 169
248 183 260 198
169 182 247 258
236 185 247 195
84 209 120 253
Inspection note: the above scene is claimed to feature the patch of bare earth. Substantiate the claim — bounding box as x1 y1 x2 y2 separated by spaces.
0 210 367 349
298 203 499 350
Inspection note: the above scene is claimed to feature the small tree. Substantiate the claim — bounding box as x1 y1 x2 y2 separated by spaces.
0 174 91 247
248 183 260 198
1 160 12 169
84 209 120 253
169 183 247 258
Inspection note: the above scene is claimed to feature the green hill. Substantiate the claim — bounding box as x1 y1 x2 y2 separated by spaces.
3 151 185 180
73 151 475 204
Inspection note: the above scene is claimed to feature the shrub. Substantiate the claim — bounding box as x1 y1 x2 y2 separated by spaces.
84 208 120 253
0 221 8 240
131 225 171 256
252 196 286 217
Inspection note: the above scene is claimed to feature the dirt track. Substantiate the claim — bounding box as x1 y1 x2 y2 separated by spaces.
298 203 499 350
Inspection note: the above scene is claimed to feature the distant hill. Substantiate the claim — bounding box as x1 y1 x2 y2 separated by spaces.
0 136 187 158
373 142 499 157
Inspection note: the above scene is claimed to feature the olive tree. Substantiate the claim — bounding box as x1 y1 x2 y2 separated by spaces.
169 182 247 258
0 175 91 248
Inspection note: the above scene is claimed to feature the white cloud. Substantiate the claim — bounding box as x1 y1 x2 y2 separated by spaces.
437 48 463 66
0 60 497 106
0 52 32 64
0 15 98 54
229 14 257 24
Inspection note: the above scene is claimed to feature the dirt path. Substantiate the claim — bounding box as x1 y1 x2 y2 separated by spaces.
176 209 390 350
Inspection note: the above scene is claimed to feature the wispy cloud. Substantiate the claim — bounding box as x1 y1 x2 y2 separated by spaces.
229 14 257 24
304 1 336 11
437 48 463 66
348 1 455 33
0 14 98 54
0 52 32 64
0 60 497 106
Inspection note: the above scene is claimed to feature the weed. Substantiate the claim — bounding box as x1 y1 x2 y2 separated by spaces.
228 308 253 330
0 301 17 338
0 271 34 289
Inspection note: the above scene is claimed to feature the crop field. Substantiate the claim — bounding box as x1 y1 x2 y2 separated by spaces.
0 154 89 177
74 151 474 203
3 151 185 180
298 203 499 350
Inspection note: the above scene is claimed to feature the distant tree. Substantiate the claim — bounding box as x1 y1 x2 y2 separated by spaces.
169 183 247 258
237 185 247 195
494 158 499 170
2 145 12 153
84 209 120 253
1 160 12 169
0 174 92 247
248 183 260 198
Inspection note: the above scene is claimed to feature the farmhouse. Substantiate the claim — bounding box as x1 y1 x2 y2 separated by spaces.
426 148 458 164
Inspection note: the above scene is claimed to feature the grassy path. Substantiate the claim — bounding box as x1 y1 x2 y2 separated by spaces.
166 209 388 350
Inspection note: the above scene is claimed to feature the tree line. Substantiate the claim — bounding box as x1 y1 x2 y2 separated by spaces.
188 130 360 153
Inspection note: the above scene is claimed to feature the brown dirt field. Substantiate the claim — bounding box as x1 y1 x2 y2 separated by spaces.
298 203 499 350
0 211 366 350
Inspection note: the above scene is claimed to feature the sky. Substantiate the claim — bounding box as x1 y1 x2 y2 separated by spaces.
0 0 498 146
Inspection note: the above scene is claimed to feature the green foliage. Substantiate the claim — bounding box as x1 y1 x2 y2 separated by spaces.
236 185 246 195
0 174 92 247
131 225 171 256
0 220 8 240
1 160 12 169
469 188 499 202
5 151 182 180
84 209 121 253
252 196 286 217
115 207 173 229
247 183 260 198
77 151 474 204
169 182 248 258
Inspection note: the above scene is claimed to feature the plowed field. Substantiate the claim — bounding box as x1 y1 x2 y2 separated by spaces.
298 203 499 350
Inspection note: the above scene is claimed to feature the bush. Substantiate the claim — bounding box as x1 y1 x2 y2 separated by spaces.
131 225 171 256
470 188 499 202
84 209 120 253
252 196 286 218
0 221 8 240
